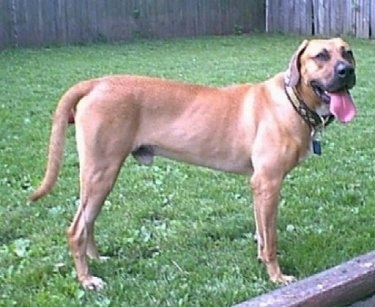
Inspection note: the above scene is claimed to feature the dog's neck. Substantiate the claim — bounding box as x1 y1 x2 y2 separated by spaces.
284 85 334 132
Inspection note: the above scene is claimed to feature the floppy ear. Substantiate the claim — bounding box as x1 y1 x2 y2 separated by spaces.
285 40 309 87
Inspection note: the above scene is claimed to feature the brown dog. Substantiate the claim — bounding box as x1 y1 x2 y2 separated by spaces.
30 38 357 290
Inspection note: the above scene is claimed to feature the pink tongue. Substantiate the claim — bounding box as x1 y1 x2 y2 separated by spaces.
328 90 356 123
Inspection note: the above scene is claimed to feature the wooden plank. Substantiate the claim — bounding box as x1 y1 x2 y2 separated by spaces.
298 0 312 35
287 0 295 34
265 0 272 32
234 250 375 307
313 0 328 36
324 0 332 36
270 0 281 33
330 0 342 36
22 0 36 46
342 0 355 36
41 0 57 45
250 0 265 33
312 0 321 35
54 0 67 44
183 0 195 36
275 0 281 33
13 0 24 46
65 0 78 43
290 0 297 34
0 0 14 48
265 0 270 32
281 1 290 33
355 0 371 38
301 0 312 35
269 0 277 32
371 0 375 39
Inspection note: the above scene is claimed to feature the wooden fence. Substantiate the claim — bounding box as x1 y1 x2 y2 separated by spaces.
1 0 374 49
0 0 264 49
266 0 375 39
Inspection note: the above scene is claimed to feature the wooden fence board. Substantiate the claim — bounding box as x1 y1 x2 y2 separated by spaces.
355 0 371 38
342 0 355 36
299 0 313 36
269 0 280 33
0 0 12 48
314 0 328 36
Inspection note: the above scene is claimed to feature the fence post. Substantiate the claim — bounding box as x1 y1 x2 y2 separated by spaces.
10 0 18 47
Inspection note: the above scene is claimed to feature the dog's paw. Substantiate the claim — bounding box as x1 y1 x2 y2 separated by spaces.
81 276 106 291
271 273 296 285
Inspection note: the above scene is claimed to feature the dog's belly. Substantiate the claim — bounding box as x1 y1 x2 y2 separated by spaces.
132 144 253 174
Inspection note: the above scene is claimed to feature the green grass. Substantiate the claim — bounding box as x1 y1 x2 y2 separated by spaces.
1 34 375 306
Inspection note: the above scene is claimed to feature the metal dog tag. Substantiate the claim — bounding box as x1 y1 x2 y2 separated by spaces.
312 139 322 155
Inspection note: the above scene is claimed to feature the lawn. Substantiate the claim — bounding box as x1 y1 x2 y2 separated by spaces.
1 34 375 306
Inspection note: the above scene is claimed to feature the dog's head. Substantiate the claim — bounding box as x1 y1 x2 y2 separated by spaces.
285 38 357 123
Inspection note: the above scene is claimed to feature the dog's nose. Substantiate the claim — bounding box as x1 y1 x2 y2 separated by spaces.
335 61 355 88
335 61 355 80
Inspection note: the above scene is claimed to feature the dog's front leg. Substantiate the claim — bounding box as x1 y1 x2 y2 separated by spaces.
251 170 295 284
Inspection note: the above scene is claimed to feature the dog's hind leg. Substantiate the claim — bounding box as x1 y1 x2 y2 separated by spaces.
67 154 126 290
67 116 133 290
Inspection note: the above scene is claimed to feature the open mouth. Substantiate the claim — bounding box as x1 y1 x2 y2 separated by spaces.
310 81 357 123
311 81 334 104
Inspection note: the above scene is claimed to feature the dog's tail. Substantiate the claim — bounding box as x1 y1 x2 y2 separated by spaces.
29 80 96 202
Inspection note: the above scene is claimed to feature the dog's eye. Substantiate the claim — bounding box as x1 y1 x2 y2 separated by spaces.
314 50 330 61
343 50 354 61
